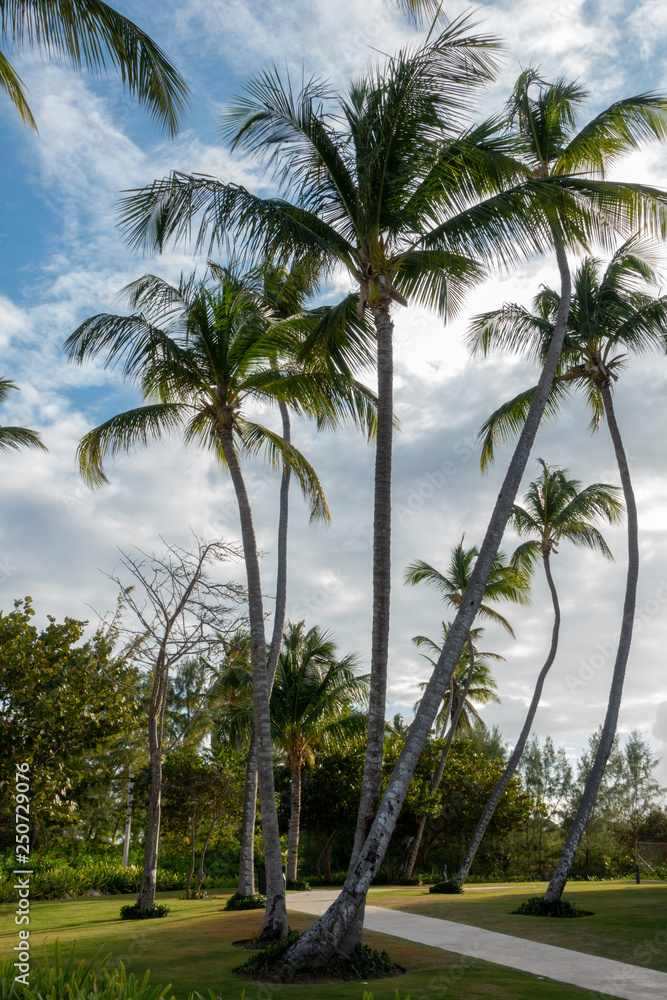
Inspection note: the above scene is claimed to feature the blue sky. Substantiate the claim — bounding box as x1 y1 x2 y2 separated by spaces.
2 0 667 778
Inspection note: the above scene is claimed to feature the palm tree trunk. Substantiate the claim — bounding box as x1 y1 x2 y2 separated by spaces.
544 379 638 902
185 807 197 899
404 633 476 878
138 654 168 910
237 738 258 896
196 812 220 895
286 754 302 881
218 424 288 942
121 769 134 870
282 242 572 968
339 297 394 953
456 550 561 885
237 403 291 898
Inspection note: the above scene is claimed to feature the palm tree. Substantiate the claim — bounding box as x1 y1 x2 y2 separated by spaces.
401 540 528 878
1 0 188 134
413 625 501 738
0 377 46 452
117 49 667 962
228 621 369 881
467 240 667 901
454 460 622 886
64 267 375 939
229 258 370 898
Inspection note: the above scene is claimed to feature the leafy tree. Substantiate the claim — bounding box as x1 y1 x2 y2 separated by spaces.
1 0 188 134
469 239 667 900
0 597 139 844
160 746 244 897
0 378 46 454
455 460 622 884
518 735 573 872
297 742 366 881
382 736 530 875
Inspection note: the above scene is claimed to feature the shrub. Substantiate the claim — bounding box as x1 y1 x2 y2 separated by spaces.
513 896 593 918
119 902 170 920
0 941 173 1000
344 943 394 978
429 880 463 894
396 876 422 886
224 892 266 911
285 878 310 891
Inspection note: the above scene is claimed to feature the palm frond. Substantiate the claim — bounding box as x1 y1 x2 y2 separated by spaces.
478 379 571 471
0 425 47 452
1 0 189 135
559 94 667 176
0 47 36 128
240 420 330 523
77 402 186 488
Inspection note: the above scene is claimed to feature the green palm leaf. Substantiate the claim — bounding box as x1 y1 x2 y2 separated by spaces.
1 0 189 135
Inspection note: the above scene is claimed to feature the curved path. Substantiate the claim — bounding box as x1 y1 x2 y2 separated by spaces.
288 889 667 1000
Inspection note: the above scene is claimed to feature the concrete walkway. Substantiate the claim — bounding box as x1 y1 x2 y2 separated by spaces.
288 889 667 1000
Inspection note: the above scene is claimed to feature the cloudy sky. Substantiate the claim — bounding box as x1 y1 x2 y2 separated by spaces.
2 0 667 780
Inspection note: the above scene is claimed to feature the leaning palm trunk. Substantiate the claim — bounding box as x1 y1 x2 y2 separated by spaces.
283 242 572 967
404 633 476 878
286 755 303 881
544 380 638 901
237 402 291 897
137 654 169 909
339 300 394 953
219 425 288 941
456 550 561 885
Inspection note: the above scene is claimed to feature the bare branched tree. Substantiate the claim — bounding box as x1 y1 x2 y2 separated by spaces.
107 537 247 911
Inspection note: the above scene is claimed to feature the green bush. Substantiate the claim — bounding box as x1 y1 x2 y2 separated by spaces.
236 931 395 981
119 902 170 920
513 896 593 918
0 941 173 1000
224 892 266 911
429 880 463 894
285 878 310 891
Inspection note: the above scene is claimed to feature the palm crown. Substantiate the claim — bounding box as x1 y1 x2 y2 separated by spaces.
404 537 531 638
413 624 502 734
469 237 667 466
64 267 377 514
509 458 623 565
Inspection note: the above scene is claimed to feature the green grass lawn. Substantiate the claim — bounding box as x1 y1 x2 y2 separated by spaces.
0 889 615 1000
365 881 667 972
